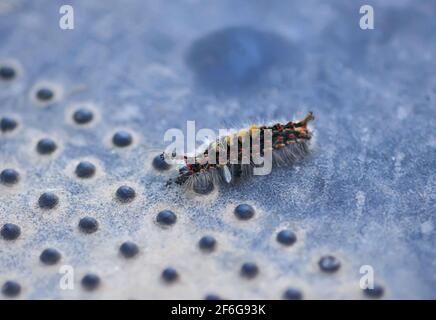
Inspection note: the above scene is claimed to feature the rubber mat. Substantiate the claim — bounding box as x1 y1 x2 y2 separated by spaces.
0 0 435 299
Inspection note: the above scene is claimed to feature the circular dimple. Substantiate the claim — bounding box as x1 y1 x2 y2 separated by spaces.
0 117 18 132
116 185 136 202
36 138 57 155
204 293 220 300
234 204 255 220
282 288 303 300
186 26 298 92
73 108 93 124
31 83 63 107
276 230 297 246
36 88 54 101
318 255 341 273
0 168 20 185
363 284 385 298
75 161 96 178
240 262 259 279
1 223 21 240
198 235 216 251
0 65 16 80
39 248 61 265
193 181 214 195
152 153 170 171
81 273 100 291
119 241 139 259
38 192 59 209
1 281 21 297
161 267 179 283
156 210 177 226
112 131 133 147
78 217 99 234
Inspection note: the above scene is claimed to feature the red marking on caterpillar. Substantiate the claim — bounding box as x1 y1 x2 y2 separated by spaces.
165 112 315 192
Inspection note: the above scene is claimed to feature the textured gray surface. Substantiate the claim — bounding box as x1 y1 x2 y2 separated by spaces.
0 0 435 299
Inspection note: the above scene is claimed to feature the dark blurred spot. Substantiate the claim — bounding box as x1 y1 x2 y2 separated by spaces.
1 281 21 297
78 217 99 234
36 88 54 101
234 204 255 220
186 26 300 93
0 168 19 185
112 131 133 147
161 267 179 283
198 235 216 252
75 161 96 178
40 248 61 265
276 229 297 246
0 117 18 132
0 66 16 80
73 108 93 124
193 180 214 195
38 192 59 209
204 293 221 300
363 284 385 298
1 223 21 240
116 185 136 202
318 255 341 273
156 210 177 226
152 153 170 171
282 287 303 300
119 241 139 258
240 262 259 279
36 138 57 155
81 273 100 291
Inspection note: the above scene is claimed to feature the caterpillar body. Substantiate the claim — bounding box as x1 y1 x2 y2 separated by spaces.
166 112 315 192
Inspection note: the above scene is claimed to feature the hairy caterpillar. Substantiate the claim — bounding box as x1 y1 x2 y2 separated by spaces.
166 112 314 192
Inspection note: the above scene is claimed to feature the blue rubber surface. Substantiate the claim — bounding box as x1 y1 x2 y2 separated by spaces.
0 0 435 299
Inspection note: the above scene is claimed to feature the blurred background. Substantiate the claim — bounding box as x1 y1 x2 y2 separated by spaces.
0 0 435 299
